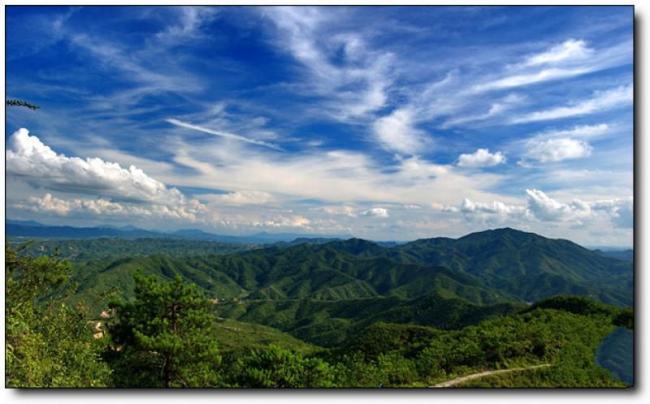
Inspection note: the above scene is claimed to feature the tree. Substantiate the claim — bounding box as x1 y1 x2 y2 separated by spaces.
6 99 39 110
105 274 221 387
5 244 111 387
225 344 335 388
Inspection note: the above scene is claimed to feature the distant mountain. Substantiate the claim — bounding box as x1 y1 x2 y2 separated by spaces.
6 220 343 244
6 219 45 227
594 249 634 262
6 223 162 239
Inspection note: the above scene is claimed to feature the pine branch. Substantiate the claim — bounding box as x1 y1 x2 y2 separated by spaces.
6 99 40 110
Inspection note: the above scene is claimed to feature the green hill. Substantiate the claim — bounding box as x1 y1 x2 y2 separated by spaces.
213 319 319 354
388 228 632 306
18 228 632 343
214 294 524 346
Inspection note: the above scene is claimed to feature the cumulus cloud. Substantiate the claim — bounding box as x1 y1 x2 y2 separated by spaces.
525 189 590 222
6 128 185 205
511 84 632 124
591 198 634 228
526 189 632 227
362 207 389 218
203 190 274 205
457 148 506 168
7 129 216 225
442 189 632 230
17 193 207 222
320 205 358 217
456 198 527 224
524 138 592 163
260 215 311 228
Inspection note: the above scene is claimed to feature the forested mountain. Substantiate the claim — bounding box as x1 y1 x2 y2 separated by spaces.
6 227 634 388
386 228 632 306
18 228 632 313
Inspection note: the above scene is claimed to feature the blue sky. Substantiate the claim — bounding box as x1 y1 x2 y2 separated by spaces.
5 6 633 246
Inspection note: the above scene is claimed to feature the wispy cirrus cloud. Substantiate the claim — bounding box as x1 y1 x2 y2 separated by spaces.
166 118 283 150
510 84 632 124
522 39 594 67
260 6 394 122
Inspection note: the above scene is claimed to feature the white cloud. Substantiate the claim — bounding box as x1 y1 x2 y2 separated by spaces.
525 189 630 227
320 205 358 217
535 123 610 140
475 66 592 92
261 7 393 121
442 189 632 231
511 84 632 124
443 93 525 127
591 198 634 228
372 108 427 154
457 198 527 224
162 134 507 209
155 7 218 44
166 118 282 150
472 39 626 93
203 190 274 205
6 128 185 205
18 193 207 222
525 189 586 222
362 207 389 218
260 215 311 228
524 138 592 163
457 148 506 168
523 39 594 67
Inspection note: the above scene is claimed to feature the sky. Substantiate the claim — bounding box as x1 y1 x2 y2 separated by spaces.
5 6 634 246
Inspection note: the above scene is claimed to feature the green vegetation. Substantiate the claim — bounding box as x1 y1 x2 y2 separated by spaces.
5 245 110 387
105 274 222 387
595 327 633 385
13 228 630 319
222 345 335 388
12 237 253 261
213 319 319 354
6 99 39 110
5 229 634 388
215 294 523 347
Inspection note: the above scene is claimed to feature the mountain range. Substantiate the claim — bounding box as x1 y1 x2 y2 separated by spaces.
11 226 627 346
5 220 343 244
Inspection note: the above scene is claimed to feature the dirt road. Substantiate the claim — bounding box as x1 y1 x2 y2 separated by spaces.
429 363 552 388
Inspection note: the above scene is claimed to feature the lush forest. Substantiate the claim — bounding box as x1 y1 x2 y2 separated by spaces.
5 228 634 388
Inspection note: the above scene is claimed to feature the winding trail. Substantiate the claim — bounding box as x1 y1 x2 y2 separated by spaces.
429 363 552 388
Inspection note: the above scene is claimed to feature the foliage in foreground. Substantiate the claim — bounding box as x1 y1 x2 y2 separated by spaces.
105 274 222 387
5 245 111 387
